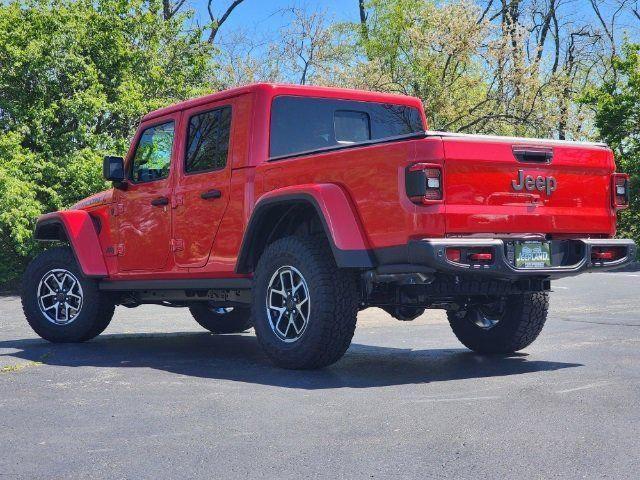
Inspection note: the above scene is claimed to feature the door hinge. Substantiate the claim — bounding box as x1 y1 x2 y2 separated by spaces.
171 195 184 209
171 239 184 252
110 203 125 216
105 244 125 256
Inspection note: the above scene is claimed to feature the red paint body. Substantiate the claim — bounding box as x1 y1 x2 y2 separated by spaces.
36 211 108 277
35 83 625 280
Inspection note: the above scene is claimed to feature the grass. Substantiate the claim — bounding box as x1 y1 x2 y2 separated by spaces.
0 361 42 374
0 352 51 374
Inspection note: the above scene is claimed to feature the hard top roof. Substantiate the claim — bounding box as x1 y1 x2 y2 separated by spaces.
142 83 424 122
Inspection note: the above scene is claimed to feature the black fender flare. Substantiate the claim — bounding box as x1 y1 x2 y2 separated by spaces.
235 184 375 273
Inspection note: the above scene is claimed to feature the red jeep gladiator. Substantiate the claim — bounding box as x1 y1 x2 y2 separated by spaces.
21 83 636 369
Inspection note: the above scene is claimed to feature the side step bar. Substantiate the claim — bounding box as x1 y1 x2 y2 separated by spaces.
99 278 252 291
99 278 253 305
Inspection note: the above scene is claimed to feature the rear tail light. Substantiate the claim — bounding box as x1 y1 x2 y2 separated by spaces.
446 247 494 265
612 173 630 209
406 163 443 204
591 246 626 263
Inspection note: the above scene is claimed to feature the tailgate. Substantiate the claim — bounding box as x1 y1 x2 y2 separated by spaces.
441 135 616 236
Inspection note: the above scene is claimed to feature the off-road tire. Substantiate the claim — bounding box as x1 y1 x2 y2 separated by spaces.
21 246 115 342
252 235 359 369
447 292 549 354
189 305 253 333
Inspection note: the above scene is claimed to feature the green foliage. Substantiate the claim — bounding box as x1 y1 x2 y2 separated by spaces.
0 133 43 283
351 0 604 139
355 0 492 132
582 44 640 246
0 0 214 285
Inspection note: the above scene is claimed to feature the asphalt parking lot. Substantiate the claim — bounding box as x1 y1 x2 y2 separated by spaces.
1 272 639 479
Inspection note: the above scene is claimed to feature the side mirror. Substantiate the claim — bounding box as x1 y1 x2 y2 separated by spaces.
103 155 125 182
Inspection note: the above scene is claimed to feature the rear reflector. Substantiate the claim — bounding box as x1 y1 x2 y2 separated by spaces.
591 246 626 262
469 252 493 262
592 251 614 260
445 247 494 264
446 248 461 262
612 173 630 209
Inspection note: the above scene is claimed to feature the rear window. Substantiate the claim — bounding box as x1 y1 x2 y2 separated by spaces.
269 96 424 158
185 106 232 173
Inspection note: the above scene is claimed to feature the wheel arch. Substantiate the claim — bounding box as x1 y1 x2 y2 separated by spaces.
34 211 108 278
235 184 375 273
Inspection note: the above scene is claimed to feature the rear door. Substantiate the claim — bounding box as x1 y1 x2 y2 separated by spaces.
171 100 233 268
442 136 616 236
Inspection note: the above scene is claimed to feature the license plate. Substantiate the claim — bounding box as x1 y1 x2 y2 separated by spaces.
515 241 551 269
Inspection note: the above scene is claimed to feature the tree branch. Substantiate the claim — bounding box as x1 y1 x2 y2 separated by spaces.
535 0 557 64
162 0 187 20
477 0 495 24
208 0 245 44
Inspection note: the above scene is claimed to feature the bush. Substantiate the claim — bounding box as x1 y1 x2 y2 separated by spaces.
0 0 214 286
0 133 43 285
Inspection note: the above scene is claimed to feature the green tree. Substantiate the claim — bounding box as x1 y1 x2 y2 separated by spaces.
0 0 214 286
582 43 640 245
352 0 492 132
352 0 632 140
0 133 42 284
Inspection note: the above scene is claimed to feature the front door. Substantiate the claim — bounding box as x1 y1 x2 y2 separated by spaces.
172 102 233 268
116 116 178 272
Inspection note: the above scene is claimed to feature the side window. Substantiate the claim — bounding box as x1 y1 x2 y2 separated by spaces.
370 104 423 138
334 110 370 144
130 122 175 183
270 97 424 158
185 106 232 174
269 97 334 158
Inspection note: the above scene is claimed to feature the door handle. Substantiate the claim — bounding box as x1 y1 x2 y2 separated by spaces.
200 189 222 200
150 196 169 207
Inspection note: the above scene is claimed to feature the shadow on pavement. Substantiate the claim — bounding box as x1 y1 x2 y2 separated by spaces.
0 332 582 389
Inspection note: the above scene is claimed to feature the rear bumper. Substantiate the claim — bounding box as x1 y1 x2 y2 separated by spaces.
406 238 637 279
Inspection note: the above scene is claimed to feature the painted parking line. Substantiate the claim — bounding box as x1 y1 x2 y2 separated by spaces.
412 396 501 403
556 382 610 394
595 272 640 277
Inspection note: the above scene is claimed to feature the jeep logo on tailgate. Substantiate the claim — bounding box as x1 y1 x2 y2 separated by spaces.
512 169 557 196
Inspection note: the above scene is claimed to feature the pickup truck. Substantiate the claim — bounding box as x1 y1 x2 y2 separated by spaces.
21 83 636 369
